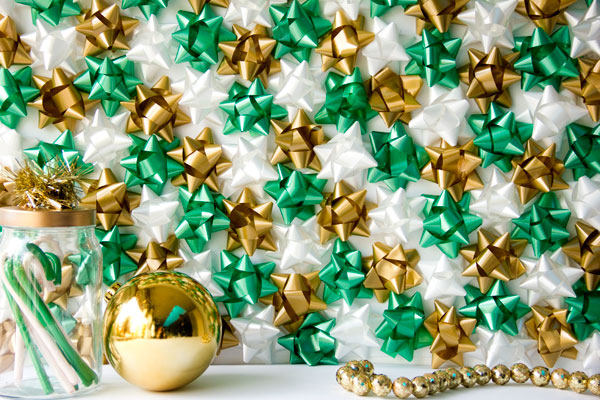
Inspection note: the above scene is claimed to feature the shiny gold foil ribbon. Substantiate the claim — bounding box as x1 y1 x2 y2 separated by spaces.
458 47 520 113
0 13 32 68
0 320 15 373
189 0 229 14
525 305 578 367
126 235 185 275
315 10 374 75
461 229 528 292
424 300 477 369
121 76 191 143
167 128 231 193
43 257 83 309
511 140 568 204
260 272 327 332
71 322 94 367
222 188 277 256
563 58 600 123
270 109 326 171
217 25 280 87
367 67 423 127
363 242 422 303
516 0 576 34
563 221 600 292
421 139 484 202
405 0 470 34
218 316 239 354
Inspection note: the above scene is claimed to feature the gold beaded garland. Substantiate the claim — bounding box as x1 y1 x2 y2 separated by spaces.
589 375 600 396
423 373 439 394
352 373 372 396
445 367 462 389
411 376 430 398
569 372 589 394
530 366 550 386
473 364 491 385
371 374 393 397
551 368 570 389
511 363 531 383
434 370 450 392
392 377 413 399
491 364 511 385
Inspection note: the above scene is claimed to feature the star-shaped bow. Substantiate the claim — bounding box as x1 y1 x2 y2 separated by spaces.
16 0 80 26
400 0 469 34
516 0 577 34
0 67 39 129
278 313 337 366
564 123 600 180
96 226 138 286
25 129 92 173
563 221 600 291
563 57 600 122
0 14 32 68
125 235 185 276
565 280 600 341
121 0 169 20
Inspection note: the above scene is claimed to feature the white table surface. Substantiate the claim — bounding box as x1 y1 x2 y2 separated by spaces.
86 364 597 399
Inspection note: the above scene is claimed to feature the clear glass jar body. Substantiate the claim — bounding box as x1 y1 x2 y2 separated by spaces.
0 226 102 398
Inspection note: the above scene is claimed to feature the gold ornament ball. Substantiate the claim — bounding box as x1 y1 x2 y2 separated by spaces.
103 271 222 391
446 367 462 388
371 374 392 397
423 373 439 394
530 366 550 386
352 373 371 396
588 374 600 395
511 363 530 383
434 370 450 392
550 368 570 389
473 364 491 385
392 377 413 398
411 376 430 398
460 367 477 387
569 371 589 393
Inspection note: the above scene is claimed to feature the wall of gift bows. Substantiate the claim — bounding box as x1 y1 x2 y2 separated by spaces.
0 0 599 372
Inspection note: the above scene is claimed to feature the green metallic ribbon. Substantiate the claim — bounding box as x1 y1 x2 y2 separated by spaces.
375 292 433 361
48 303 77 335
270 0 332 62
264 164 326 225
174 185 230 253
120 135 184 195
370 0 405 17
67 250 98 287
511 192 571 257
213 250 278 317
513 26 579 92
319 239 372 305
420 191 482 258
469 102 533 172
367 121 429 190
278 312 337 366
24 130 92 172
564 123 600 180
566 279 600 341
405 29 462 88
315 67 377 134
459 280 530 336
219 80 287 136
15 0 80 26
121 0 169 19
0 67 39 129
96 227 138 286
73 56 141 118
172 7 236 73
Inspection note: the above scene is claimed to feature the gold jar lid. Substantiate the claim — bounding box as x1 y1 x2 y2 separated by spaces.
0 206 96 228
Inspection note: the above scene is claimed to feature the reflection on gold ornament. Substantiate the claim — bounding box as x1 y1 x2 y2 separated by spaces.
362 242 421 303
315 10 374 75
461 229 528 292
424 300 477 368
126 235 185 275
260 272 326 332
458 47 520 113
103 271 221 391
563 58 600 122
121 76 191 143
516 0 576 34
188 0 228 14
421 139 483 202
367 67 422 127
222 188 277 256
0 14 32 68
404 0 470 34
167 128 231 193
563 221 600 292
525 305 578 368
317 181 372 244
217 25 280 87
76 0 139 57
81 168 141 230
270 110 326 171
511 140 568 204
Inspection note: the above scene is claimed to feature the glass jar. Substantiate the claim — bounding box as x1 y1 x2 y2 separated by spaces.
0 207 102 398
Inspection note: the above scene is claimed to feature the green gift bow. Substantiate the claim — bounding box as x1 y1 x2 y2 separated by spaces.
319 239 372 305
469 102 533 172
48 303 77 335
121 0 169 19
566 279 600 341
174 185 230 253
375 292 433 361
405 29 462 88
564 123 600 180
74 56 142 118
278 312 337 366
270 0 332 62
264 164 326 225
420 191 482 258
513 26 579 91
120 135 184 195
24 130 93 172
173 7 236 73
367 122 429 190
315 67 377 134
511 192 571 257
0 67 39 129
15 0 80 26
370 0 405 17
219 80 287 136
459 280 530 336
67 249 98 287
213 250 278 318
96 227 138 286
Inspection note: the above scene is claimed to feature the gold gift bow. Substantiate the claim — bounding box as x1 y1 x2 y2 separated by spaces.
126 235 185 275
0 13 32 68
563 58 600 123
563 221 600 292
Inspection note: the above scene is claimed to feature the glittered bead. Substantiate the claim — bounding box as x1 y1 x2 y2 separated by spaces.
338 366 357 391
347 360 365 374
588 374 600 395
371 374 392 397
412 376 430 398
460 367 477 387
511 363 530 383
352 373 372 396
473 364 491 385
491 365 511 385
392 377 413 399
423 373 439 394
569 371 588 394
550 368 570 389
445 367 462 389
434 370 450 392
530 366 550 386
360 360 374 376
